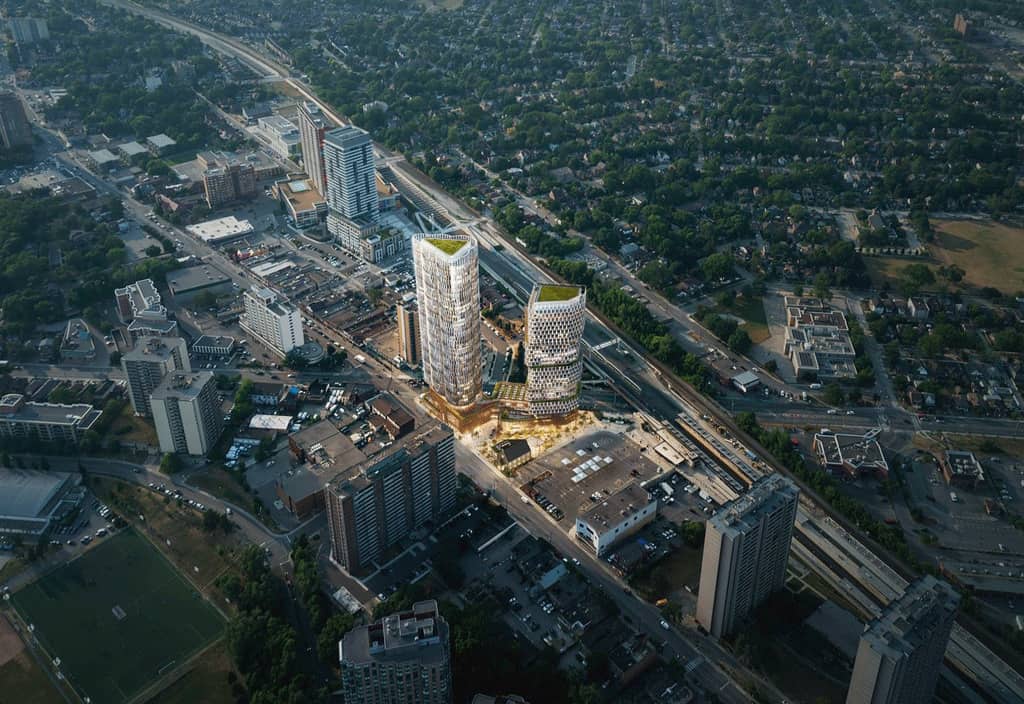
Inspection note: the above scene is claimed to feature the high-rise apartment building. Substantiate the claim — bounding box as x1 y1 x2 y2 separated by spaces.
150 372 223 456
322 126 402 262
201 157 257 209
525 284 586 416
297 102 328 195
846 576 959 704
339 600 452 704
396 303 420 367
325 422 457 573
0 92 32 150
696 474 799 638
323 125 378 222
122 336 191 416
412 234 482 409
239 286 304 357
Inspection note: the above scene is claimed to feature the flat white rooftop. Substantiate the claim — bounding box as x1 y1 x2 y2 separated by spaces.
186 216 254 244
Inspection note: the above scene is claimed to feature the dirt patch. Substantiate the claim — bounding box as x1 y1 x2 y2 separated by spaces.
0 615 23 667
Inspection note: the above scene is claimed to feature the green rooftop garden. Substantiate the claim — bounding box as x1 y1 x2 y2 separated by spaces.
425 237 468 255
537 284 581 302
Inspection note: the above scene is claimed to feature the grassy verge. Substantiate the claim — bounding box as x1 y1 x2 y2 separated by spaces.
189 467 253 509
630 543 702 600
91 477 246 600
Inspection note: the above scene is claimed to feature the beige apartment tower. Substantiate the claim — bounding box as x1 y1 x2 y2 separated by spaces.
150 372 223 456
696 474 799 638
525 284 586 416
412 233 482 408
121 336 191 416
846 576 959 704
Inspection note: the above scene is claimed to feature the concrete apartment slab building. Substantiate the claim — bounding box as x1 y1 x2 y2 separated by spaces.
325 422 457 573
846 576 959 704
150 372 222 456
696 474 799 638
574 482 657 556
122 336 191 416
0 393 102 444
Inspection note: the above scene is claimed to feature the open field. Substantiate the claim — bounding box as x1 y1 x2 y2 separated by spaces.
931 219 1024 291
11 530 224 704
0 614 64 704
728 296 771 344
147 640 238 704
92 477 248 596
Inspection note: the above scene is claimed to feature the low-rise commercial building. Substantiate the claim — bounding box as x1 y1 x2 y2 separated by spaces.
151 372 223 456
280 420 367 519
257 115 301 159
276 178 327 229
0 393 102 444
784 296 856 380
339 600 452 704
940 450 984 489
813 431 889 479
60 318 95 361
0 469 84 537
192 335 235 357
574 482 657 556
186 216 255 245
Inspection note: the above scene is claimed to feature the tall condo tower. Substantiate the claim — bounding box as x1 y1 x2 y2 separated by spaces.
323 125 378 222
846 576 959 704
412 233 482 408
297 101 328 195
696 474 799 638
525 284 586 416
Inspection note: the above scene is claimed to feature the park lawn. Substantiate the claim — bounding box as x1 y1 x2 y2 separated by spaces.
11 529 224 704
931 219 1024 291
92 478 247 597
147 640 239 704
189 466 252 509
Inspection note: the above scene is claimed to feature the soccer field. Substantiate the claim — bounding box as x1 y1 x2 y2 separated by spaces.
11 529 225 704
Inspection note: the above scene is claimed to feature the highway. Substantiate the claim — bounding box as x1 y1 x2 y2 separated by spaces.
70 3 1024 702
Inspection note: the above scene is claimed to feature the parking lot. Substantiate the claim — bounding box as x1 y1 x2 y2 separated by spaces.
517 429 663 529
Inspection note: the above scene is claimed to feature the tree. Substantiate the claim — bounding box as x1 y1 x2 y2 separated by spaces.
727 328 752 354
701 252 734 282
160 453 182 474
823 384 844 406
812 273 832 300
144 244 162 257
